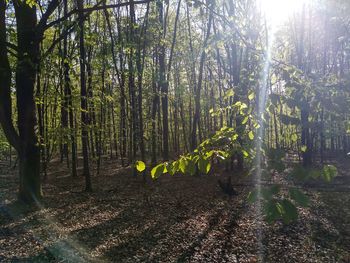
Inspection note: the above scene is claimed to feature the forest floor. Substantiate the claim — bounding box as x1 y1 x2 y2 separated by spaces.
0 157 350 263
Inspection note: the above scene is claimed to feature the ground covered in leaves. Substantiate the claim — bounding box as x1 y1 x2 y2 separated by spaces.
0 158 349 263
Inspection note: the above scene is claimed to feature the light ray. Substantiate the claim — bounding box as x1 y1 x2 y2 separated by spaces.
255 14 275 263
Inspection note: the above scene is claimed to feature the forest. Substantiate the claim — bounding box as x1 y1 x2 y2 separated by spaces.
0 0 349 262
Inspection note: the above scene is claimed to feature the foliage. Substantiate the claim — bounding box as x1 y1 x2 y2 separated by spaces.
290 164 338 183
247 164 337 224
137 120 338 224
135 161 146 172
137 122 252 178
267 148 285 173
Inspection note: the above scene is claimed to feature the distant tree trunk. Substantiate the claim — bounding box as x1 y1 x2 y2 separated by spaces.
60 59 69 164
298 5 312 167
186 3 196 149
36 64 48 180
110 98 118 159
136 3 149 170
157 0 169 161
151 64 159 166
87 47 96 159
77 0 92 191
128 0 138 172
97 33 107 174
62 0 77 177
180 99 189 152
166 0 181 156
105 5 126 166
191 6 213 150
173 65 181 154
301 107 312 167
0 1 18 152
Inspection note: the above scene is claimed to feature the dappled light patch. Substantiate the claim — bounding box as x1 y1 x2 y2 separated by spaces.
1 160 349 261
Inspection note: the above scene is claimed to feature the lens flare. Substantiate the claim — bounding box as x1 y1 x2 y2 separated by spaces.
259 0 308 27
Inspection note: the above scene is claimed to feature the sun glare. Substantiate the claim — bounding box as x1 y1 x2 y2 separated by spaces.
259 0 308 28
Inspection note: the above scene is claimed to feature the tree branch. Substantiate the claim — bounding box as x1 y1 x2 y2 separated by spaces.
37 0 61 36
6 41 18 52
44 0 152 31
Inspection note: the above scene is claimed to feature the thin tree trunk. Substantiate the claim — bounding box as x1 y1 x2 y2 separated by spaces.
158 0 169 161
191 6 213 150
77 0 92 191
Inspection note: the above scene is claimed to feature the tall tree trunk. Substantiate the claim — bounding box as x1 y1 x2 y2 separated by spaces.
13 1 42 202
191 6 213 150
105 5 126 165
157 0 169 160
0 1 19 152
128 0 138 171
151 64 159 166
62 0 77 177
77 0 92 191
298 5 312 167
136 3 149 171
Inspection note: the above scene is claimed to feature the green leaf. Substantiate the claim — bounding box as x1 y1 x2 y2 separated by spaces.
270 185 281 195
242 116 249 125
166 162 174 176
290 165 309 181
242 149 249 157
309 169 320 179
248 131 254 140
248 91 255 100
322 165 337 182
151 163 166 179
135 161 146 172
216 150 229 160
289 188 309 207
301 145 307 152
198 157 211 174
264 200 281 224
25 0 37 7
206 150 215 158
280 199 298 224
185 158 196 175
261 187 277 200
240 102 248 110
168 160 179 176
233 101 242 108
231 134 238 141
291 133 298 142
179 158 187 174
247 190 258 204
224 89 234 99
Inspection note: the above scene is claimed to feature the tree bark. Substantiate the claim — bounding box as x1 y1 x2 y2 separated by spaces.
0 0 19 152
13 0 42 202
157 0 169 161
77 0 92 191
63 0 77 177
191 6 213 150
